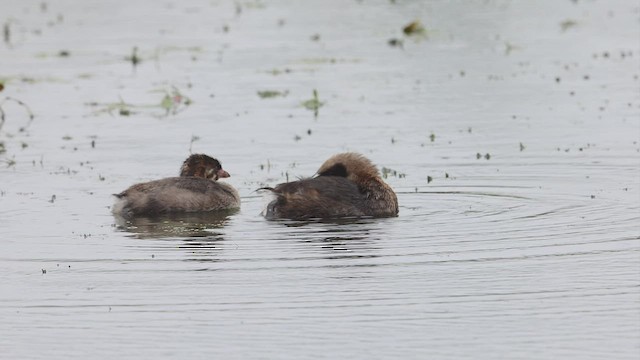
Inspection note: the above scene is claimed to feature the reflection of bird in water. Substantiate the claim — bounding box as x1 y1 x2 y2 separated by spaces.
112 154 240 218
114 209 236 239
261 153 398 220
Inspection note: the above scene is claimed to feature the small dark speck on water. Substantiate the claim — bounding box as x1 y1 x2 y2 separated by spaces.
126 47 141 68
3 22 10 45
388 38 403 48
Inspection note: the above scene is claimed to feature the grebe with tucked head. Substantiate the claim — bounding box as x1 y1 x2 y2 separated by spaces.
112 154 240 218
261 152 398 220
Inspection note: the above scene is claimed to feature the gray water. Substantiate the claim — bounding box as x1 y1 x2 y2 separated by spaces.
1 0 639 359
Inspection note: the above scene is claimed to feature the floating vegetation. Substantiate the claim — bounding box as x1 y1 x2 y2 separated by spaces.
381 167 406 179
299 58 361 65
5 156 16 168
302 89 324 117
504 42 520 55
0 96 35 133
189 135 200 153
266 68 293 76
159 87 192 115
257 90 288 99
560 19 577 32
403 20 427 38
87 87 192 117
125 46 141 67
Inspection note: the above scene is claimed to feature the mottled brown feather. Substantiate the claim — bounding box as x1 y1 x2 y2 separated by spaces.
113 154 240 218
263 152 398 220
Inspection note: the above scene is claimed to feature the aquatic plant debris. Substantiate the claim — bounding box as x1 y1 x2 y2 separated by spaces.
302 89 324 117
403 20 427 37
159 87 192 115
0 97 35 132
560 19 577 32
257 90 288 99
125 47 141 68
381 167 406 179
87 87 192 117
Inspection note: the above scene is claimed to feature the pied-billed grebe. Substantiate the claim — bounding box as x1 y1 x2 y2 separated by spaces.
261 152 398 220
112 154 240 218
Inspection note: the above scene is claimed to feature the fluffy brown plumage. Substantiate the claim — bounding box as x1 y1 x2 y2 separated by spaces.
262 152 398 220
112 154 240 218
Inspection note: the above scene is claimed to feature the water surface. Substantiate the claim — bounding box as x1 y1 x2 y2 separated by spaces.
1 0 639 359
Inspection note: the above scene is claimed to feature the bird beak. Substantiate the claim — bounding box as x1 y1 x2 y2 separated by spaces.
217 169 230 179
